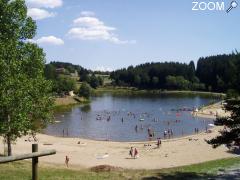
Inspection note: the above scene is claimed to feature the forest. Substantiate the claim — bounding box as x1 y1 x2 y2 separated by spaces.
110 53 240 94
44 52 240 95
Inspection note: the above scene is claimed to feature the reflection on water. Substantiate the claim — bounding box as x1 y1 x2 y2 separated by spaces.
44 94 217 142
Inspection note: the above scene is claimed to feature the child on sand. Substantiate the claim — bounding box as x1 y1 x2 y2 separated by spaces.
157 138 161 148
129 147 133 158
134 148 138 159
65 156 69 167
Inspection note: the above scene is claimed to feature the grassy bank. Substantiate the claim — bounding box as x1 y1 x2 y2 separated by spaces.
0 157 239 180
53 96 90 112
93 86 225 98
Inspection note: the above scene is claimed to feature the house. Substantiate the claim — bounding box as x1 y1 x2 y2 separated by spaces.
56 68 66 74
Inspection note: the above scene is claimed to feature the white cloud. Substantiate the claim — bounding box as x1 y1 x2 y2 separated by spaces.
26 0 63 9
27 8 55 20
28 36 64 45
80 11 95 17
94 66 113 72
67 12 135 44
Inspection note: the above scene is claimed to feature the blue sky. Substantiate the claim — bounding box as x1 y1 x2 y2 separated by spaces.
26 0 240 71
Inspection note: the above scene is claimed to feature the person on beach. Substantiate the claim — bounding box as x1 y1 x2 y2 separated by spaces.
157 138 161 148
134 148 138 159
129 147 133 158
65 156 69 167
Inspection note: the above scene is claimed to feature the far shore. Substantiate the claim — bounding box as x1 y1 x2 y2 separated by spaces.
93 87 226 97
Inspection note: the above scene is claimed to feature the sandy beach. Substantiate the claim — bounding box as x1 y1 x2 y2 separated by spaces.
0 125 236 170
193 101 230 119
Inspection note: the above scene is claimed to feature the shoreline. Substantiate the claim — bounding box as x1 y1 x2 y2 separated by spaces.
1 94 233 170
93 87 226 97
2 126 237 170
193 101 230 119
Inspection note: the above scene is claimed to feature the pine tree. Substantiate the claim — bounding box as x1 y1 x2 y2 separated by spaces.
207 98 240 148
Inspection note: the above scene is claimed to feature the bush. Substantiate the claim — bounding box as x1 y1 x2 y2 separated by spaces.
79 82 91 99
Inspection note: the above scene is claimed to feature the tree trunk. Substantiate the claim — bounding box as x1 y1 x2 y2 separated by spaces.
7 134 12 156
7 115 12 156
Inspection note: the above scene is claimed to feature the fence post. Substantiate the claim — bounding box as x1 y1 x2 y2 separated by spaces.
32 144 38 180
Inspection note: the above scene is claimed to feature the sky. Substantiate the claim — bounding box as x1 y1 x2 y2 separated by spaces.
26 0 240 71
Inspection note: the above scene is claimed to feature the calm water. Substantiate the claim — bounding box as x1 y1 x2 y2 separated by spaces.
45 94 217 141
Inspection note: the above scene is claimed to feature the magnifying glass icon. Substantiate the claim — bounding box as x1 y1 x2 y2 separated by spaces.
226 1 238 13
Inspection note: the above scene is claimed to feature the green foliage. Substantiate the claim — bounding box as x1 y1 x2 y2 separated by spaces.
49 61 89 76
226 89 239 99
208 98 240 148
196 53 240 92
110 62 197 89
53 76 77 94
78 82 91 99
80 73 90 82
0 0 53 155
110 53 240 93
166 76 190 90
89 75 102 89
44 64 57 80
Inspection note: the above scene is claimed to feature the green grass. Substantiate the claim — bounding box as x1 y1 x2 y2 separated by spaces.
93 86 225 98
0 157 239 180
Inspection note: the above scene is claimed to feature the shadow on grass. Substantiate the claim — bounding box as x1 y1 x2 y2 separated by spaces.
142 170 240 180
142 171 215 180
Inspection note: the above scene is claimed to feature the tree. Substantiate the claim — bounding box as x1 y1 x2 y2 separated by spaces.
0 0 53 156
53 76 77 94
133 75 141 86
89 75 100 89
80 73 90 83
78 82 91 99
44 64 57 80
97 76 104 86
207 99 240 148
152 76 159 87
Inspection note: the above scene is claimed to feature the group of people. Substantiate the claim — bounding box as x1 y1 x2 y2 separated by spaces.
194 128 199 133
62 128 69 137
129 147 138 159
163 129 174 138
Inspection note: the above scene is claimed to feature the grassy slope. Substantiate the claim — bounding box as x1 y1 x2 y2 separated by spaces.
0 157 239 180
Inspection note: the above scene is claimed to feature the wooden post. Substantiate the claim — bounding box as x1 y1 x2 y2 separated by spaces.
32 144 38 180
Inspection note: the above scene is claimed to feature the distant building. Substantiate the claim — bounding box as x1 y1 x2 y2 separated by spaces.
56 68 66 74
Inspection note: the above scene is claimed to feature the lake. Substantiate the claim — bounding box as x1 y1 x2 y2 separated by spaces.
45 94 217 142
